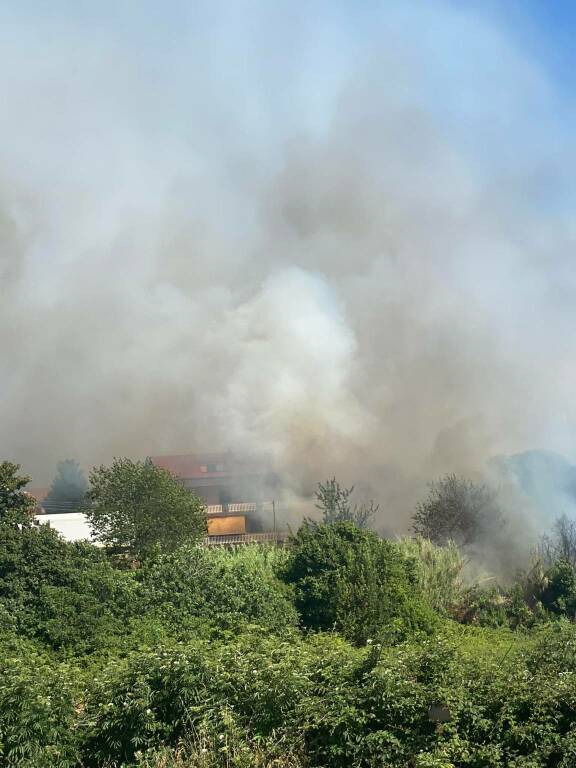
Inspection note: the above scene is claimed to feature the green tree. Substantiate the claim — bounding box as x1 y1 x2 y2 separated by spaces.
86 458 207 558
280 521 436 644
315 477 377 528
0 461 36 527
412 473 502 546
43 459 88 513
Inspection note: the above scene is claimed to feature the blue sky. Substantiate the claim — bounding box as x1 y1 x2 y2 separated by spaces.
2 1 576 87
501 0 576 88
1 1 572 141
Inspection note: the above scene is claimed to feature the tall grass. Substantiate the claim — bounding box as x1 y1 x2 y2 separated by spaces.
397 536 465 614
206 543 290 574
132 740 305 768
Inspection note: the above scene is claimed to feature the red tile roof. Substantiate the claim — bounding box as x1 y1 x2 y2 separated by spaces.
149 453 269 479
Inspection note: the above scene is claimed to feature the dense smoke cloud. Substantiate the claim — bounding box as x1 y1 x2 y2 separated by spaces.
1 1 575 532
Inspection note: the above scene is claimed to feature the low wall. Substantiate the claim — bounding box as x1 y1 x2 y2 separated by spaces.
36 511 256 543
35 512 95 542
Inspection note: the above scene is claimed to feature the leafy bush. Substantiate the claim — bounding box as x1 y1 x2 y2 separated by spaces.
455 585 510 627
6 572 576 767
0 524 138 651
0 640 80 767
137 544 298 636
540 558 576 618
280 521 437 644
81 633 314 766
77 623 576 768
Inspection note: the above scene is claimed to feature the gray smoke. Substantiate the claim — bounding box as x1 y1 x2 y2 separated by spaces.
1 1 575 537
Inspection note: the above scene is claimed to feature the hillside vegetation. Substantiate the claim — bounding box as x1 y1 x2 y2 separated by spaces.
2 461 576 767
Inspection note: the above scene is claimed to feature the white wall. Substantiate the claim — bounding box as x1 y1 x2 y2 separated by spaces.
35 512 98 544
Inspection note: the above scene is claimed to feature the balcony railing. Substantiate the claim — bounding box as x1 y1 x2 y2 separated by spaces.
205 502 261 515
203 531 287 546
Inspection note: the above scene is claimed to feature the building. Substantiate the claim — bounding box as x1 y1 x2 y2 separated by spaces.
149 451 279 536
29 452 283 544
35 512 94 542
149 452 276 506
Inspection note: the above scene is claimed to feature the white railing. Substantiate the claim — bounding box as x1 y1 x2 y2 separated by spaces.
205 502 261 515
203 532 287 546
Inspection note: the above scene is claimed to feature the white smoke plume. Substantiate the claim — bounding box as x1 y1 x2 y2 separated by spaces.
1 1 575 532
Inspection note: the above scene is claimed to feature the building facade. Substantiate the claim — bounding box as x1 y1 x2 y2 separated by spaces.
149 452 279 535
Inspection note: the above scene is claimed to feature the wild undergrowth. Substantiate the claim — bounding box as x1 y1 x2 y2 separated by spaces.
2 520 576 767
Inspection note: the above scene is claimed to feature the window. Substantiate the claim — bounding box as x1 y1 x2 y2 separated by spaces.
200 462 225 473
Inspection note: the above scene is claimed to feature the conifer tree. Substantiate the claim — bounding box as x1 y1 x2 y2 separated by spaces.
44 459 88 513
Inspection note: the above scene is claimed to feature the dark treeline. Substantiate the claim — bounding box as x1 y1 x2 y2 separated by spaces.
2 459 576 767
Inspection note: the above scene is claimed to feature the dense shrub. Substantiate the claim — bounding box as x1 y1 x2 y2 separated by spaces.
5 494 576 766
74 624 576 768
454 585 509 627
280 522 437 644
0 524 138 651
540 558 576 618
0 461 36 527
137 544 298 636
81 633 314 766
454 558 576 629
3 535 576 766
0 638 80 767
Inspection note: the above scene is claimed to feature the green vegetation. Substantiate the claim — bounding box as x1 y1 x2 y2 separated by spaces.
4 461 576 766
396 536 465 615
281 521 437 643
86 458 206 558
0 461 36 526
135 543 297 637
0 523 137 652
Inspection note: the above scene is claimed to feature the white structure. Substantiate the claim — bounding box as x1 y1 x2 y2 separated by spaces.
35 512 97 543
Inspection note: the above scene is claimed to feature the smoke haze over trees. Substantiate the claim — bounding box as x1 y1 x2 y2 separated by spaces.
314 478 377 529
44 459 88 513
1 1 576 539
412 474 503 547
